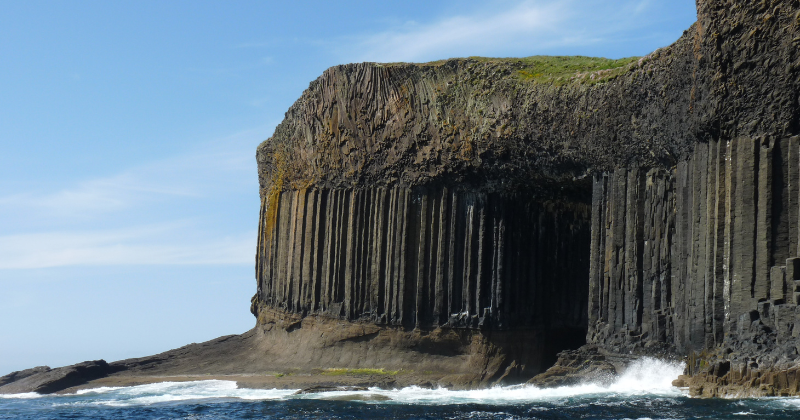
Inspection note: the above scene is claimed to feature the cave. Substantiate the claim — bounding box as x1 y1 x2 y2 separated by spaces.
253 179 594 377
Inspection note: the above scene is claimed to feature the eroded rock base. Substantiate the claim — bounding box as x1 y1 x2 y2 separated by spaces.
249 307 586 387
1 308 588 394
677 303 800 397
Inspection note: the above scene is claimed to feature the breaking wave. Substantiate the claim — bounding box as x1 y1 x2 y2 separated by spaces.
305 357 687 405
61 380 295 407
7 357 685 407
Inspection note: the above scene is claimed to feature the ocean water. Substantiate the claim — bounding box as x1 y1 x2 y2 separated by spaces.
2 358 800 419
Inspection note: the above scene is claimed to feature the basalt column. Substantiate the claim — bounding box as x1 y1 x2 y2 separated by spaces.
589 136 800 354
252 186 592 371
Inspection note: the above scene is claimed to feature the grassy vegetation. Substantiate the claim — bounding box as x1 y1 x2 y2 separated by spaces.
512 56 639 85
385 55 640 86
504 56 639 85
320 368 400 376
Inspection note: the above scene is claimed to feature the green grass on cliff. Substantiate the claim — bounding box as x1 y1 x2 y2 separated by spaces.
511 55 640 85
321 368 400 376
390 55 640 86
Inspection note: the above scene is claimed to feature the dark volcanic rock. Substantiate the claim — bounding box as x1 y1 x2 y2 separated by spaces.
527 347 617 388
0 366 50 388
7 0 800 397
0 361 112 394
251 0 800 396
294 385 370 394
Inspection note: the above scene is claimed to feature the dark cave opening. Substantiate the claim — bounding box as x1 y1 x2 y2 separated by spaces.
256 183 593 379
396 184 594 377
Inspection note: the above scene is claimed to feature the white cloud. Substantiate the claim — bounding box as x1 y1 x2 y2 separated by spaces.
0 225 255 269
634 0 652 15
350 1 570 63
340 0 677 63
0 127 270 269
0 128 262 219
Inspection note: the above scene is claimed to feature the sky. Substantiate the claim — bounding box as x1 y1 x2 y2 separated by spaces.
0 0 698 375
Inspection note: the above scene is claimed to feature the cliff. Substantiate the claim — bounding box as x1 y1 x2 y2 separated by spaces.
252 0 800 395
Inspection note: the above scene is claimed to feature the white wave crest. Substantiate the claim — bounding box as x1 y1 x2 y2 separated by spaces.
33 357 686 407
296 357 686 404
63 380 296 407
0 392 43 399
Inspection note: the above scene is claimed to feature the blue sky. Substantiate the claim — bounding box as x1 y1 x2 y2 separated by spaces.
0 0 697 374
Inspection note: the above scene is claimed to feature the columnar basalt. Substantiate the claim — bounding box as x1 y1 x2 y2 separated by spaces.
254 187 590 331
589 137 800 354
251 0 800 393
252 186 591 378
248 0 800 392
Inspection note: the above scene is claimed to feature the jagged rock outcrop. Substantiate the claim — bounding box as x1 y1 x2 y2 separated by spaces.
527 346 620 388
0 366 50 388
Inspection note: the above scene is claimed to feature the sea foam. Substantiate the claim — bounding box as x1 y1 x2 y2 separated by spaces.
301 357 687 405
0 392 43 399
48 357 685 407
58 380 296 407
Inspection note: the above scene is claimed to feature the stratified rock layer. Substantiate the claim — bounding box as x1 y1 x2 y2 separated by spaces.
0 361 112 394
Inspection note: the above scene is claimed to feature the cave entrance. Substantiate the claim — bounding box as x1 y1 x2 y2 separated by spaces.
403 182 593 377
256 181 593 379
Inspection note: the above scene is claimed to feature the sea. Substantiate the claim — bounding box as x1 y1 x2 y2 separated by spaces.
3 358 800 419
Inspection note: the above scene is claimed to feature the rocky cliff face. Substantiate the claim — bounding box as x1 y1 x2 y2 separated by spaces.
251 186 591 380
590 137 800 354
253 0 800 393
254 187 590 331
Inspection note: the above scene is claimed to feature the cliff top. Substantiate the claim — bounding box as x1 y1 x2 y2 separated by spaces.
379 55 642 86
259 0 800 194
257 32 694 193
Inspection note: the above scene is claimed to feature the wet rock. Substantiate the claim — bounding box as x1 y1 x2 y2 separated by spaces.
0 361 112 394
294 385 370 394
527 347 618 388
0 366 50 388
323 393 392 401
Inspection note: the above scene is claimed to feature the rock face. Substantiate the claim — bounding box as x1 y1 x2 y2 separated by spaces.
252 0 800 394
254 188 590 331
251 186 591 378
589 137 800 353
